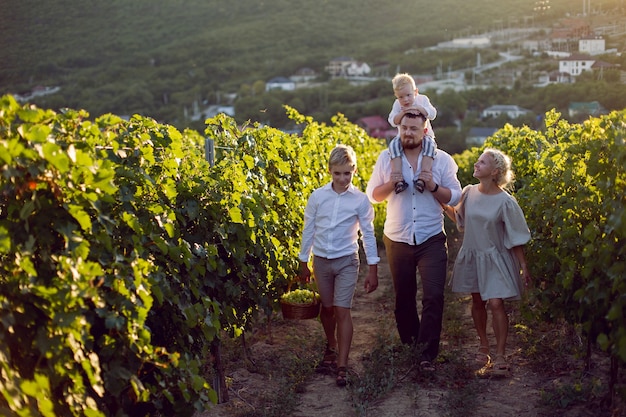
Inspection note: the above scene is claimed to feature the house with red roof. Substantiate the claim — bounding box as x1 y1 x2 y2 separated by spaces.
356 115 395 140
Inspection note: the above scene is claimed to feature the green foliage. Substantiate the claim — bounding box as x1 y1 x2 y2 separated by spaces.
0 95 384 416
1 0 576 129
525 111 626 361
539 375 604 409
0 95 219 416
349 340 400 416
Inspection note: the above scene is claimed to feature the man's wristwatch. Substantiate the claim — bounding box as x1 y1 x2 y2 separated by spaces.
430 183 439 193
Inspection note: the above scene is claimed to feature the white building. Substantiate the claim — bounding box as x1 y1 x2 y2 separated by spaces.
325 57 371 77
436 37 491 49
345 62 371 76
290 67 317 83
482 105 531 119
14 86 61 102
265 77 296 92
559 54 596 76
579 36 605 55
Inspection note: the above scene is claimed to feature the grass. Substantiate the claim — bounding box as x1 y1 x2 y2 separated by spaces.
511 303 626 416
204 320 324 417
347 330 411 416
539 374 605 410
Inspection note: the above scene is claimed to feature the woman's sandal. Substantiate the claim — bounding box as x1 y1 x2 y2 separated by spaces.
492 354 510 376
475 346 491 365
336 366 347 387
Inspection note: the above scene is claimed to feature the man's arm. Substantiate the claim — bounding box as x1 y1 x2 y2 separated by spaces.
418 153 462 206
428 180 452 205
371 180 396 202
297 192 318 268
366 152 393 203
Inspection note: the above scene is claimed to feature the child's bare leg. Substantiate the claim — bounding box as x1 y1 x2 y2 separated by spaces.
421 155 433 175
414 156 433 193
334 307 352 368
391 157 408 194
334 306 352 387
320 306 337 367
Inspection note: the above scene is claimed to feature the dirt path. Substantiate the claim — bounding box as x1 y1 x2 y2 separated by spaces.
200 244 609 417
289 248 546 417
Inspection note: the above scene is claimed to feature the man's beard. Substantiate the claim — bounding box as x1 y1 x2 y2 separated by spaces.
402 139 422 150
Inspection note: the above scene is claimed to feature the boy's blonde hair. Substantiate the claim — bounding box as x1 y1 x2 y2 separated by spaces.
392 73 416 92
329 144 357 169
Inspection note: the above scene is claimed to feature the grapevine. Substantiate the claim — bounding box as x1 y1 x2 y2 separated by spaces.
5 91 625 414
0 95 384 416
453 109 626 396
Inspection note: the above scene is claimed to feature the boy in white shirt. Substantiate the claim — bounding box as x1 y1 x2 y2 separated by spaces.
388 73 438 193
298 144 379 387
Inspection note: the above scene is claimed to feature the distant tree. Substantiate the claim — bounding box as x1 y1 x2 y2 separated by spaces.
119 84 156 115
509 113 539 129
264 95 288 126
327 79 360 103
575 71 596 83
252 80 266 96
437 126 467 156
238 84 252 98
234 95 264 123
362 99 390 118
361 79 389 100
328 101 345 120
434 89 468 127
599 69 621 83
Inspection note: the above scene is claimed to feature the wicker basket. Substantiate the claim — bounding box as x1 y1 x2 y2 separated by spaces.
280 298 321 320
280 279 321 320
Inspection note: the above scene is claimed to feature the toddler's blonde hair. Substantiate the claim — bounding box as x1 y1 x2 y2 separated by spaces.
392 73 416 92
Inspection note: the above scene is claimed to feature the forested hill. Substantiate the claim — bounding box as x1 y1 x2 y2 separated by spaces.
0 0 580 124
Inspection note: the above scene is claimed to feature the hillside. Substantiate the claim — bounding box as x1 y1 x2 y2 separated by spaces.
0 0 577 126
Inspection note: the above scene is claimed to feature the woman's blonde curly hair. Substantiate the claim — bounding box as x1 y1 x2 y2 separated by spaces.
483 148 515 190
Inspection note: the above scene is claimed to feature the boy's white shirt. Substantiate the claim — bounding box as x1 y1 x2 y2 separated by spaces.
298 182 380 265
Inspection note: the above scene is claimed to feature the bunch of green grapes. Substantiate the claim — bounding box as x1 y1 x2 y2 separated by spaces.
281 289 320 304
